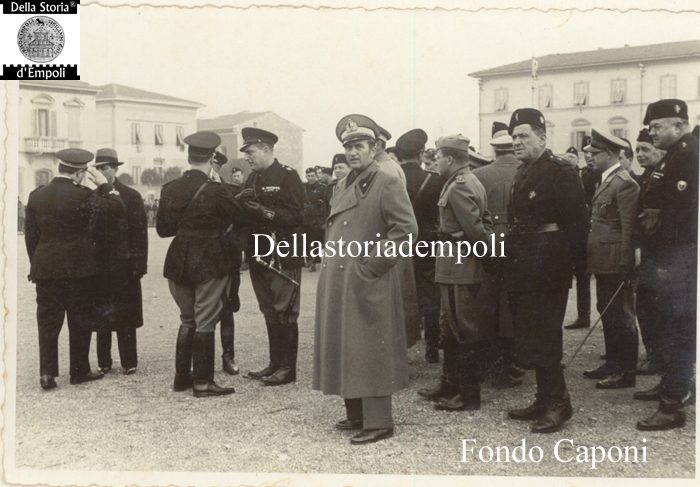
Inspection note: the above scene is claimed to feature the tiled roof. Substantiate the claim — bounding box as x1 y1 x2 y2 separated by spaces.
96 83 202 107
469 40 700 78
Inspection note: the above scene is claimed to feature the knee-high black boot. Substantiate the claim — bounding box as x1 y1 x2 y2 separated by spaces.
247 320 282 379
173 326 194 391
220 304 238 375
192 332 235 397
262 324 296 386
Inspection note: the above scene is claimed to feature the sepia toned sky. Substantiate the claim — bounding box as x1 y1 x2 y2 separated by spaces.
81 0 700 168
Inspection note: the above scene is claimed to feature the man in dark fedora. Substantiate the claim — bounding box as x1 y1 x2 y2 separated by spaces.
24 148 122 389
93 148 148 375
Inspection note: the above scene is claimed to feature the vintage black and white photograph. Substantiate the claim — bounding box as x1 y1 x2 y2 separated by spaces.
2 0 699 485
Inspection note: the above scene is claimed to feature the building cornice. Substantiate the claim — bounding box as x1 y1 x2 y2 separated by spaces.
471 53 700 80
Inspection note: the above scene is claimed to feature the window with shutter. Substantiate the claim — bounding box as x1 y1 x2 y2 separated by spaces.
37 109 49 137
610 79 626 104
539 85 553 109
176 126 185 150
494 88 508 111
155 125 164 146
574 82 589 106
132 123 142 145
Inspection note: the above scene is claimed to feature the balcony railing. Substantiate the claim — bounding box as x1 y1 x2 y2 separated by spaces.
23 137 82 153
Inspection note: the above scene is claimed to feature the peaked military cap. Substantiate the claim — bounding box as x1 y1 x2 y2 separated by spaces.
508 108 546 135
643 99 689 125
636 128 653 144
435 134 470 154
565 146 578 156
56 148 94 169
583 129 627 152
336 114 378 144
239 127 279 151
213 150 228 166
94 148 123 167
377 125 392 142
331 153 348 168
490 121 512 147
184 131 221 161
396 128 428 158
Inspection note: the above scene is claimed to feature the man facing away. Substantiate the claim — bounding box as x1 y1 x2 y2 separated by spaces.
25 148 122 389
157 131 244 397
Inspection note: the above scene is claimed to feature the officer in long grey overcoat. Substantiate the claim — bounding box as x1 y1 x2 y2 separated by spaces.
313 114 418 445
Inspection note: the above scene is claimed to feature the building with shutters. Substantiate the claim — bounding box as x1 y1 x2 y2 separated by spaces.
95 84 203 199
18 81 203 202
469 40 700 166
198 111 305 179
18 80 100 202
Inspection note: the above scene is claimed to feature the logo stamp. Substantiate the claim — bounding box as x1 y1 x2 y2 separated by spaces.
17 15 64 62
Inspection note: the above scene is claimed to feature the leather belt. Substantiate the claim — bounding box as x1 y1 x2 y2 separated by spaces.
509 223 561 234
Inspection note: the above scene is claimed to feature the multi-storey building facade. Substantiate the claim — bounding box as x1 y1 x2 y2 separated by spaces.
469 40 700 168
198 111 305 178
18 80 100 202
18 81 203 202
95 84 202 198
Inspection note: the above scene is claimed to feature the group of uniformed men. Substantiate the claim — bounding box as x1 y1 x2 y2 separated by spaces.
26 96 696 445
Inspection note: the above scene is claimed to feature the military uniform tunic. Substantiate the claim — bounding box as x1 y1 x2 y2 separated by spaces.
641 133 698 399
506 149 588 367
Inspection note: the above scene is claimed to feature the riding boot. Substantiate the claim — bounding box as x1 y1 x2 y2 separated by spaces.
435 345 480 411
262 324 295 386
192 332 235 397
220 309 239 375
173 326 194 391
247 320 281 379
